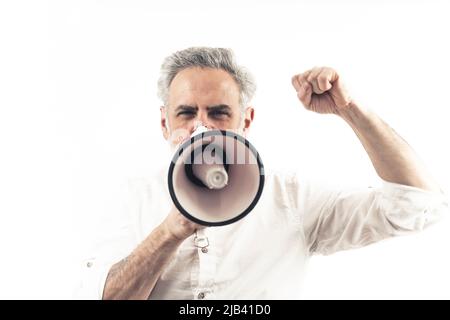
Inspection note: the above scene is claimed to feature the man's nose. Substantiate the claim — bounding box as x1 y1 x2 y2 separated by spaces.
198 112 216 128
190 113 216 132
189 120 214 134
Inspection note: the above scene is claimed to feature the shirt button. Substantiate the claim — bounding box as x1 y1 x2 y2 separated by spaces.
86 261 93 268
201 247 208 253
198 292 205 299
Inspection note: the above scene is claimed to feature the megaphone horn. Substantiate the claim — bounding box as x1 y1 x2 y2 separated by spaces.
168 129 265 226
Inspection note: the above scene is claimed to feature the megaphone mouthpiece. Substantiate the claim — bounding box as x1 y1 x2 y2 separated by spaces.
192 164 228 189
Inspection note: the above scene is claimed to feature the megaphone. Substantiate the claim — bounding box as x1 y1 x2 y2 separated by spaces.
168 127 265 226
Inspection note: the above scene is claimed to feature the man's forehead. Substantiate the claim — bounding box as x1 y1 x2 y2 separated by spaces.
168 68 240 108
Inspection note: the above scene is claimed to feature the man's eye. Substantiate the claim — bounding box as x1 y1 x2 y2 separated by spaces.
177 111 196 117
209 111 230 118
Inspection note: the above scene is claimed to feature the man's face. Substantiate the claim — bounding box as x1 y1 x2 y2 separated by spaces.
160 67 254 146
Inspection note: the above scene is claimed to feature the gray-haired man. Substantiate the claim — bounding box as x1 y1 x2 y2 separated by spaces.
79 47 447 300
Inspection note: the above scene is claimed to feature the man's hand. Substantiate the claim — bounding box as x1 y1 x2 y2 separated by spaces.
291 67 352 115
291 66 441 193
103 206 204 299
162 206 204 241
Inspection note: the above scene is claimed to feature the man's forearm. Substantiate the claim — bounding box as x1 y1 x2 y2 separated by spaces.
102 223 184 300
338 101 441 193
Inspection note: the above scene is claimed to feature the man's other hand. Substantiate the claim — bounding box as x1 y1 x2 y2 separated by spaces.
291 67 352 115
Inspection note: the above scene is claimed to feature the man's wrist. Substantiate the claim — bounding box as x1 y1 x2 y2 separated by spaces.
337 100 375 130
157 221 187 245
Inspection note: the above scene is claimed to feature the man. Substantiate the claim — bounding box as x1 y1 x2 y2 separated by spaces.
79 47 447 300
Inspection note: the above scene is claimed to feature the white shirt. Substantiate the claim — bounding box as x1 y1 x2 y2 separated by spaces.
77 170 447 299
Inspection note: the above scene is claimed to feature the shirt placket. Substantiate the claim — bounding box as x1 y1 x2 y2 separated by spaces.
193 228 217 299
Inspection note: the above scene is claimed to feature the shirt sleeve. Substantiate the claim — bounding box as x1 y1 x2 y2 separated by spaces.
295 176 449 256
73 179 141 299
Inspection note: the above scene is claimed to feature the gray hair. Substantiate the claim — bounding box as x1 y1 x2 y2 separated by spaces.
157 47 256 109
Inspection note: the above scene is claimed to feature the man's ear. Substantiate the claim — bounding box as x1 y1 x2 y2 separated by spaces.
160 106 169 140
242 107 255 135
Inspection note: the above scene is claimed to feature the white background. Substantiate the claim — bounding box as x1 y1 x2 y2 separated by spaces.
0 0 449 299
